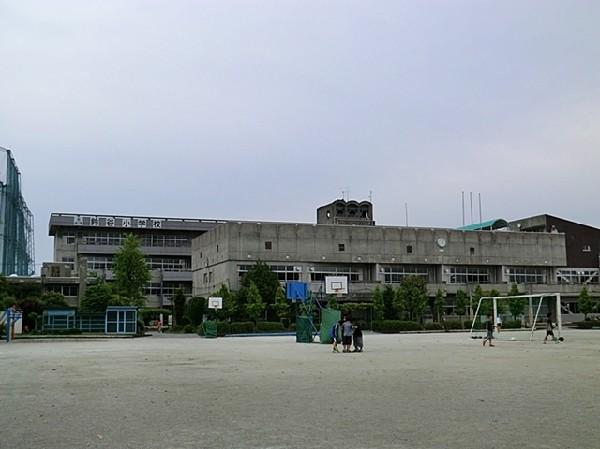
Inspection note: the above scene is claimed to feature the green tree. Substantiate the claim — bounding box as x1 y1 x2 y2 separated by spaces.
245 281 266 323
186 297 206 326
111 234 151 307
327 295 339 310
372 286 384 321
383 285 396 319
173 288 186 325
240 261 280 313
393 286 405 320
398 276 428 322
507 284 525 321
80 278 114 312
489 289 504 314
433 289 445 322
40 292 68 308
272 285 290 323
472 285 484 318
213 284 237 321
455 290 467 320
578 287 593 319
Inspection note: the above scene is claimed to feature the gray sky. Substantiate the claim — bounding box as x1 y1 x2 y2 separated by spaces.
2 0 600 270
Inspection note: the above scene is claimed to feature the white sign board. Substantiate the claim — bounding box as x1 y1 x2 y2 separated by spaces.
325 276 348 295
208 296 223 310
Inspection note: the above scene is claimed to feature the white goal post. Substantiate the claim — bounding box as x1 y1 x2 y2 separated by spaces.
470 293 562 341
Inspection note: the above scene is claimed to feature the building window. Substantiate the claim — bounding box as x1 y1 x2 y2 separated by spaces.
557 269 599 284
338 244 345 252
265 241 272 250
216 245 219 253
61 257 75 270
470 247 475 255
64 232 76 244
507 267 546 284
237 265 301 282
582 245 591 253
46 284 78 297
448 266 490 284
406 245 413 254
86 256 113 271
382 265 429 283
309 266 360 282
203 273 208 285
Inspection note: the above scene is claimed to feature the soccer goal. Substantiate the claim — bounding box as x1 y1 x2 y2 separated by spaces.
469 294 562 342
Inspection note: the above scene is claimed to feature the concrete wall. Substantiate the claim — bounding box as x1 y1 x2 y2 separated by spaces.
192 222 568 297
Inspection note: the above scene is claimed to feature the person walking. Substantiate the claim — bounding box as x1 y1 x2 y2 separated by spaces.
483 313 495 347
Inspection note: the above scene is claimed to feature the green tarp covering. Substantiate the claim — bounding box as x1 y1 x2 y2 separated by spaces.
202 320 218 338
320 308 341 344
295 316 313 343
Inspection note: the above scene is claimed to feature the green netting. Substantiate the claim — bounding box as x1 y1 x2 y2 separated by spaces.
295 316 313 343
320 308 341 344
202 320 218 338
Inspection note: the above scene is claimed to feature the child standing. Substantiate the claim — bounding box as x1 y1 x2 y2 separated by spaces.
544 312 556 344
341 317 353 353
330 320 341 353
483 313 495 347
352 322 363 352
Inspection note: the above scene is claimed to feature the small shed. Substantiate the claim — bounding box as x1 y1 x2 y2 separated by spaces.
105 306 138 334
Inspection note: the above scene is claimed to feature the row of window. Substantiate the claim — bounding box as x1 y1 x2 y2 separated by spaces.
45 284 79 297
63 232 192 248
381 265 429 283
143 282 192 296
86 256 191 272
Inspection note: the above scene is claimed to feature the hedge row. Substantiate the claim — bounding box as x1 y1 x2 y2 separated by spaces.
372 320 422 333
197 321 288 336
573 320 600 329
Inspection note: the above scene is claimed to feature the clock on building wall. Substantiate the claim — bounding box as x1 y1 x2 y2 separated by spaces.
436 237 447 248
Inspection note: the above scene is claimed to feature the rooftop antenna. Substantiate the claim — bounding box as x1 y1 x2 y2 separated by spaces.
470 192 473 225
478 192 482 224
405 202 409 227
461 191 465 227
368 190 373 203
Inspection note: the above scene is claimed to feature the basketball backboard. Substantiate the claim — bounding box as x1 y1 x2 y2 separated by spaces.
325 276 348 295
208 296 223 310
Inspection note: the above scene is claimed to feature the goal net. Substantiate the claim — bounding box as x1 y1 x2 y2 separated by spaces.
469 294 562 342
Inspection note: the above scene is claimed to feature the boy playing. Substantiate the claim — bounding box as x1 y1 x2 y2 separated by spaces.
544 312 557 344
483 313 495 347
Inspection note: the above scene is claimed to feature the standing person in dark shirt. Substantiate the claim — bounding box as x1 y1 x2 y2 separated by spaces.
544 312 556 344
483 314 495 347
352 322 363 352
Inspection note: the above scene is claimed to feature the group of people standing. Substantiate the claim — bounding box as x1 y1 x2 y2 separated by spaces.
329 316 363 353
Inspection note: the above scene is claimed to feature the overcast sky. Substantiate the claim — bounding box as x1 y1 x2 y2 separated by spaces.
1 0 600 269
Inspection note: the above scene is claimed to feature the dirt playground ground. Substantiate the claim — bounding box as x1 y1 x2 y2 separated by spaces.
1 330 599 449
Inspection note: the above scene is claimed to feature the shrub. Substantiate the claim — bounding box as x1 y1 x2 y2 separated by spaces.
230 322 255 334
183 324 195 334
180 316 192 326
372 320 422 333
136 319 145 336
256 321 285 332
444 320 463 330
464 321 474 330
575 320 594 329
169 325 185 333
217 321 231 336
424 322 443 331
503 320 522 329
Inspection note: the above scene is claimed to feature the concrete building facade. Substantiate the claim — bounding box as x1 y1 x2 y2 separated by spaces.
49 213 223 307
191 220 596 312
